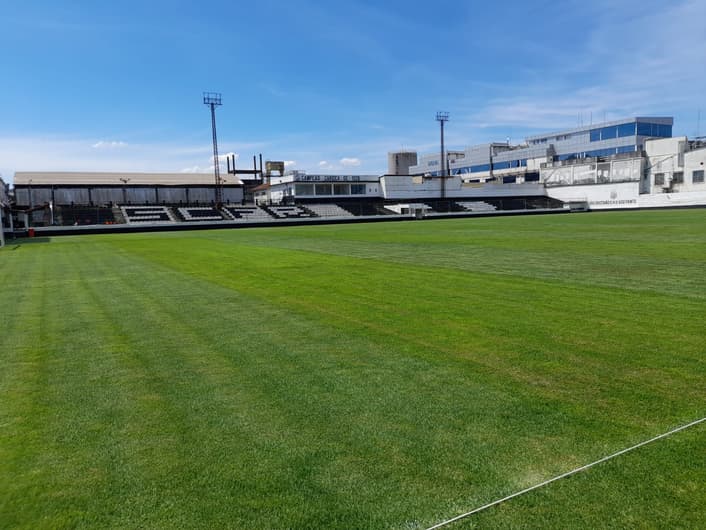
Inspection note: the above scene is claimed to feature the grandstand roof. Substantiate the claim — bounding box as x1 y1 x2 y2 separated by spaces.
13 171 243 186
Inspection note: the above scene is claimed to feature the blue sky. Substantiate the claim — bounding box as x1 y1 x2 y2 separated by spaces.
1 0 705 183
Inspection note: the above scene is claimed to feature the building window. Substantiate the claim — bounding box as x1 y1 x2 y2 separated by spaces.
350 184 366 195
617 145 636 154
333 184 350 195
654 173 665 186
315 184 332 195
601 126 617 140
617 122 636 137
637 122 672 138
295 184 314 195
672 172 683 184
693 170 705 183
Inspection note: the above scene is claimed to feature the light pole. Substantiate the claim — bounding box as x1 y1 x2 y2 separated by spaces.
203 92 223 206
436 112 449 199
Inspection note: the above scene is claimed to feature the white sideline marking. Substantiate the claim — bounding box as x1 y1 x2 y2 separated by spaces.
426 416 706 529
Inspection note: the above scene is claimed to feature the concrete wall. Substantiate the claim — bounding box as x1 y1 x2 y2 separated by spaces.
380 175 545 199
546 181 640 209
644 137 706 193
387 151 418 175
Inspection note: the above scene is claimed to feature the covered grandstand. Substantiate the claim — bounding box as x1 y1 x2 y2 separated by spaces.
12 171 244 227
0 176 9 246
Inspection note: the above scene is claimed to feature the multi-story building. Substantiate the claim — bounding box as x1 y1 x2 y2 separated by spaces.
409 117 674 184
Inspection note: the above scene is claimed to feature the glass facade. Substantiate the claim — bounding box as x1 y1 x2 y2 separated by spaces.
637 122 672 138
557 145 636 161
464 159 528 173
295 182 369 196
590 122 671 142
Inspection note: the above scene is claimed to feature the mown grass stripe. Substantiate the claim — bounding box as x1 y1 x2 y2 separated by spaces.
1 210 704 528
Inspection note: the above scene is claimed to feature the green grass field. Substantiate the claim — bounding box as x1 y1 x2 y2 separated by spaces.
1 209 705 529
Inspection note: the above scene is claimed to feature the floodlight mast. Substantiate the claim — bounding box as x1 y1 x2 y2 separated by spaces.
436 111 449 199
203 92 223 205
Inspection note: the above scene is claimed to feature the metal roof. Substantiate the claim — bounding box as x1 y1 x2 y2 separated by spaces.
13 171 243 186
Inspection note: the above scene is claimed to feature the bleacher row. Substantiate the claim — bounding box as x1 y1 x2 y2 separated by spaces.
119 202 499 225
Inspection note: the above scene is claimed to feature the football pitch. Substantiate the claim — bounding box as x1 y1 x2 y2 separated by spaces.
1 209 705 528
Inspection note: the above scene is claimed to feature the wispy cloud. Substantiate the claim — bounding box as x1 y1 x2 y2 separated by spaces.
340 157 361 167
467 0 706 136
92 140 128 149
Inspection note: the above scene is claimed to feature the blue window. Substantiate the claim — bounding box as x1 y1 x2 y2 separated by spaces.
525 173 540 182
601 126 617 140
503 176 516 184
637 122 652 136
492 161 511 170
617 145 636 154
637 122 673 138
617 122 636 137
590 129 601 142
586 147 626 158
470 164 491 173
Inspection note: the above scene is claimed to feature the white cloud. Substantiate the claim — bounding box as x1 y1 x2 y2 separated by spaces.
469 0 706 135
218 152 237 162
284 160 296 167
318 160 330 168
180 165 211 173
340 157 361 167
92 140 128 149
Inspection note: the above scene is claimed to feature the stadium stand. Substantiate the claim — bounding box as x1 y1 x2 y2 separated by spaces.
121 206 176 224
456 201 498 212
384 203 432 215
305 204 354 217
58 206 116 226
222 205 273 221
263 205 316 219
176 207 225 222
329 201 388 216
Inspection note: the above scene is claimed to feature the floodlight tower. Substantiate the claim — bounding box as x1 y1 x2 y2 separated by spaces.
436 111 449 199
203 92 223 205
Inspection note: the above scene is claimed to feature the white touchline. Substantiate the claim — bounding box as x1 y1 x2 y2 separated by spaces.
426 416 706 530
